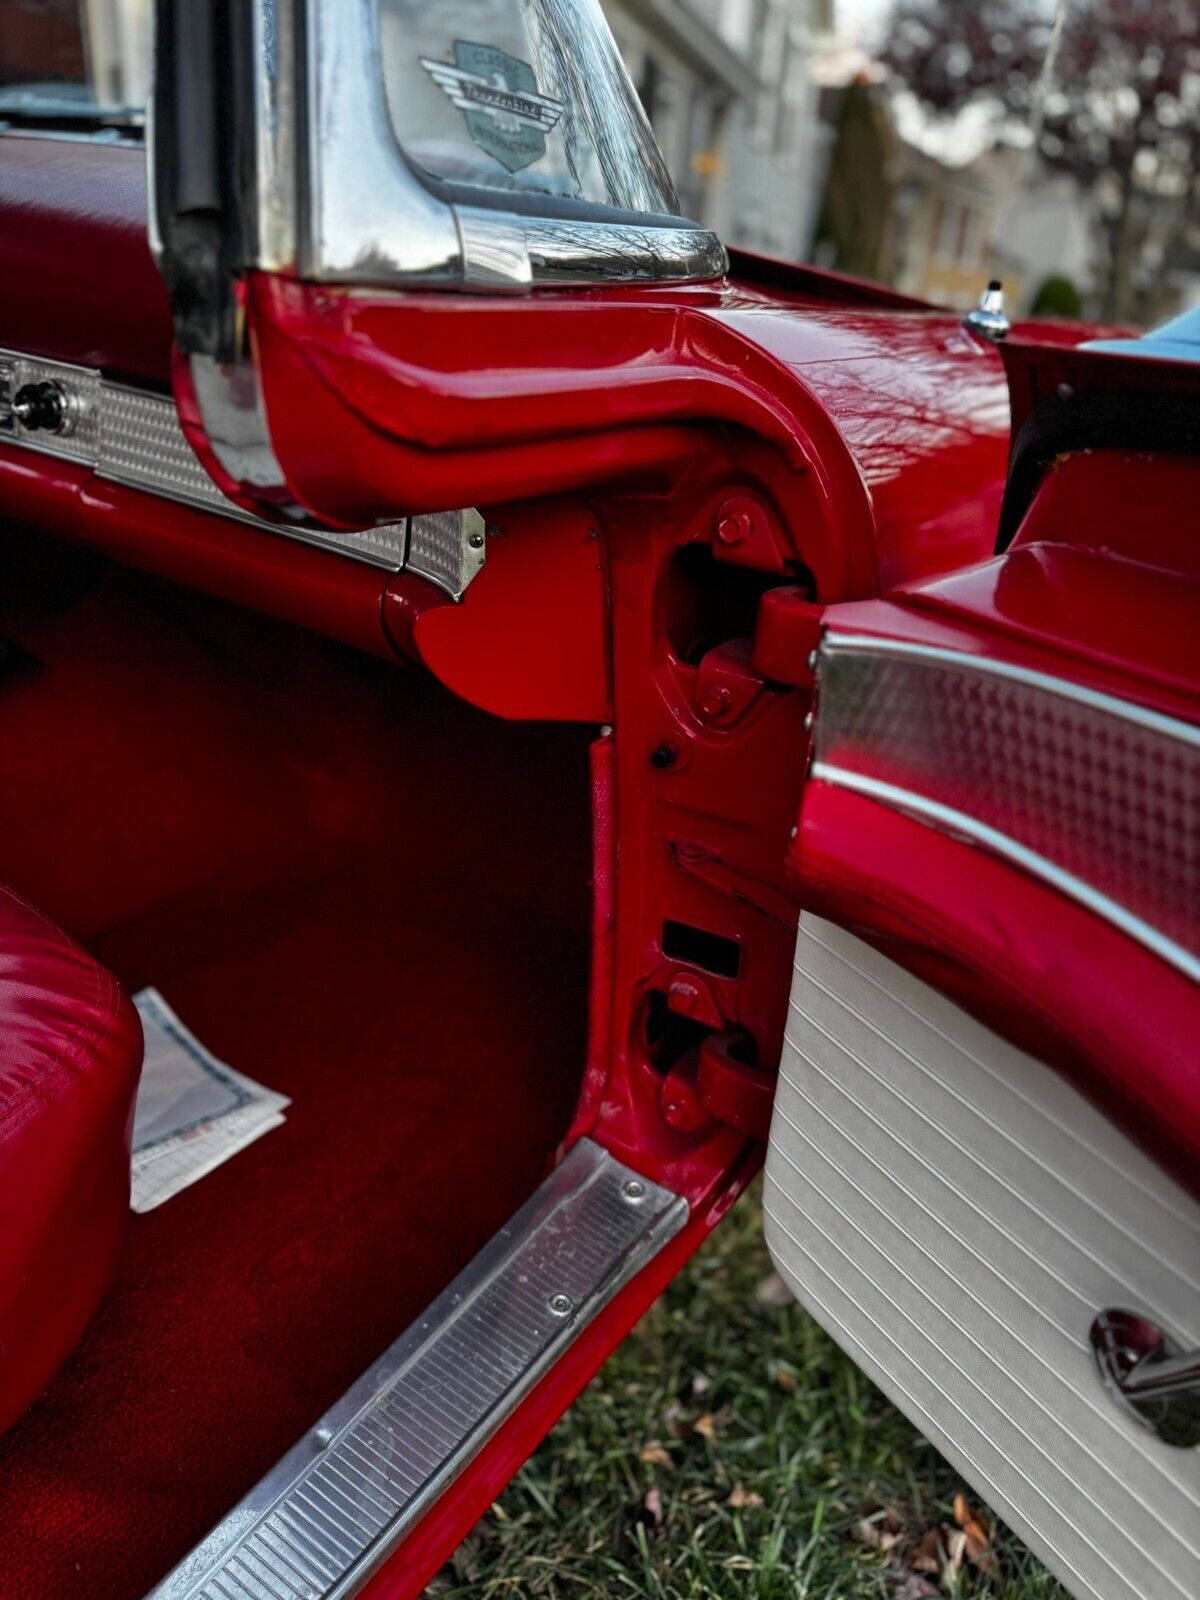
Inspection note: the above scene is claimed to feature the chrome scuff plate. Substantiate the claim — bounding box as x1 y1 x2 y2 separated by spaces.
765 914 1200 1600
147 1138 686 1600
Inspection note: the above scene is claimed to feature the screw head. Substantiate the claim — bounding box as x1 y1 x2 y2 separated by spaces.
468 531 485 548
548 1292 573 1317
622 1177 647 1202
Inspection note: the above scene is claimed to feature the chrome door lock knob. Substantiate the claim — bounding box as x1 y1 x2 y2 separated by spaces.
11 379 74 434
1090 1308 1200 1448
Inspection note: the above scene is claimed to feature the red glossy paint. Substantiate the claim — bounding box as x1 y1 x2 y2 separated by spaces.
0 448 400 660
0 139 170 385
0 883 142 1436
246 270 1011 595
400 496 612 722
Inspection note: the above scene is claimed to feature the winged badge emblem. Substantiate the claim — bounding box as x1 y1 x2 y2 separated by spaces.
420 41 564 174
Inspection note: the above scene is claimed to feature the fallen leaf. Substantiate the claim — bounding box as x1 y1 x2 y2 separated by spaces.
639 1440 672 1468
727 1483 764 1509
910 1527 943 1575
756 1270 793 1308
944 1527 968 1584
851 1508 904 1553
643 1486 664 1527
953 1492 997 1574
692 1412 717 1443
772 1364 798 1393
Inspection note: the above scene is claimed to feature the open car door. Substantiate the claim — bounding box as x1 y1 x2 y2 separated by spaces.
765 324 1200 1600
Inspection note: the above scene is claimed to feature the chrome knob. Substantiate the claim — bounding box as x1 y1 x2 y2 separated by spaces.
1090 1308 1200 1448
964 280 1010 343
11 379 74 434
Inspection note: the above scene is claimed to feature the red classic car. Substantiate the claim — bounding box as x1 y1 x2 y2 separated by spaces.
0 3 1195 1599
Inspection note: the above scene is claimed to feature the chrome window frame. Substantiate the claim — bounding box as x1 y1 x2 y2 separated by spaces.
180 0 726 294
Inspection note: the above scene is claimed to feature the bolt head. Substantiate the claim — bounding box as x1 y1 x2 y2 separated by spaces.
468 531 485 548
668 975 702 1014
698 685 733 720
548 1292 573 1316
716 509 751 546
622 1177 647 1202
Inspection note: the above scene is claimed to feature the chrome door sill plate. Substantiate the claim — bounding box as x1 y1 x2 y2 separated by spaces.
148 1138 687 1600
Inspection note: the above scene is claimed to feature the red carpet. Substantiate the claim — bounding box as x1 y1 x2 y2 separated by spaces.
0 535 593 1598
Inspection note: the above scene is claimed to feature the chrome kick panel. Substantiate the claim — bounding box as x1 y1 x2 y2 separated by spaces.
766 915 1200 1600
147 1139 686 1600
0 347 484 598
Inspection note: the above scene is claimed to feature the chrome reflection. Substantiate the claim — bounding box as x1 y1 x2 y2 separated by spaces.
810 635 1200 980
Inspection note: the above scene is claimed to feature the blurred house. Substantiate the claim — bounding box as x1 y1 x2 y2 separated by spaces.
604 0 833 260
810 77 1109 316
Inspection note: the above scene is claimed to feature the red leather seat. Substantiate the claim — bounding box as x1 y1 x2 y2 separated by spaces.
0 885 142 1435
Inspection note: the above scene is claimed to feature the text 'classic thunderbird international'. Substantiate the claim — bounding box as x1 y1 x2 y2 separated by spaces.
0 3 1196 1599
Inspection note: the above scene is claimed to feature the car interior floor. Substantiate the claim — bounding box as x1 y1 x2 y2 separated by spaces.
0 527 594 1600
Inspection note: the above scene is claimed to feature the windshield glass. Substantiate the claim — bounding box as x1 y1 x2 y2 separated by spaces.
379 0 680 215
0 0 148 123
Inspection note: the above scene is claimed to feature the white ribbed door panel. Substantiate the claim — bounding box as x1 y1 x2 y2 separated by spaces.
764 915 1200 1600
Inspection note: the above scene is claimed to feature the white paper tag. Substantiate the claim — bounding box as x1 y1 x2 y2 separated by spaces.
130 988 290 1212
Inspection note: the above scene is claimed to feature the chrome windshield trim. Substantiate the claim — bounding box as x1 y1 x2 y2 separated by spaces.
811 764 1200 985
163 0 725 293
821 634 1200 748
456 206 727 289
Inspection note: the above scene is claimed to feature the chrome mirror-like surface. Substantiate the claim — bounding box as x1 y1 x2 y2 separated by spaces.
1090 1309 1200 1449
151 0 725 353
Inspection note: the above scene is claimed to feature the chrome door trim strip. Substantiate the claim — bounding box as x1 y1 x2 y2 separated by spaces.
0 347 485 596
145 1138 687 1600
810 763 1200 985
820 634 1200 748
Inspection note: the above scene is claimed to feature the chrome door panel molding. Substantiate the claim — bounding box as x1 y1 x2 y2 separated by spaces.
810 634 1200 978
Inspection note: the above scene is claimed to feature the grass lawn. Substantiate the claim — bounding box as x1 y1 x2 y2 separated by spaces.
429 1179 1070 1599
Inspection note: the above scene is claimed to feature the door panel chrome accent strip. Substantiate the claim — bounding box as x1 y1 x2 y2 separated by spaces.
146 1138 686 1600
819 633 1200 747
811 635 1199 969
810 765 1200 984
0 347 483 598
766 916 1200 1600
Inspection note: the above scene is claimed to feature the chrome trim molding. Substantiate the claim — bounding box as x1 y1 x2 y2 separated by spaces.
820 633 1200 749
147 1138 687 1600
812 635 1199 972
766 915 1200 1600
156 0 725 294
0 347 485 598
811 765 1200 983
